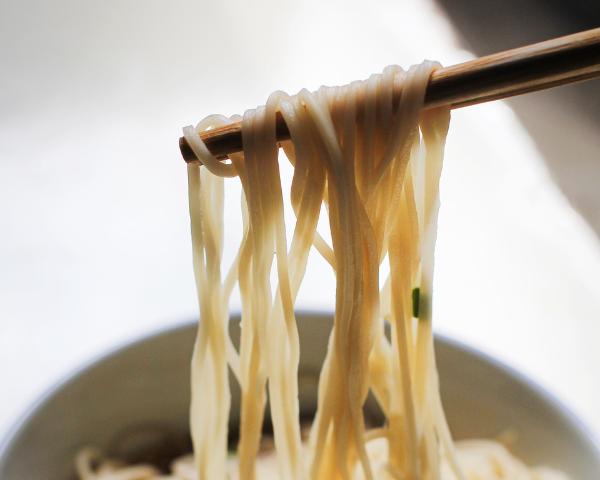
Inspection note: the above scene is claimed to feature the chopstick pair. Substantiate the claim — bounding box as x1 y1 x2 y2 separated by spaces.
179 27 600 163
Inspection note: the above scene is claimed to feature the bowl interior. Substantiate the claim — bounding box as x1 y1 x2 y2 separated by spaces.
1 312 599 479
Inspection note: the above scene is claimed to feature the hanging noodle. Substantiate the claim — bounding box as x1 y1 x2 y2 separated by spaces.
77 62 570 480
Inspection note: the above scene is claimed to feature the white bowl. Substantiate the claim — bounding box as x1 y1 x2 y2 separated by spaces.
1 312 599 478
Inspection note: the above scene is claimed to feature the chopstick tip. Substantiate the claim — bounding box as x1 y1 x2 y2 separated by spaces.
179 137 198 164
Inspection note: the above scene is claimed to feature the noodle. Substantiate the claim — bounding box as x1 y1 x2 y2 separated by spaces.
77 62 569 479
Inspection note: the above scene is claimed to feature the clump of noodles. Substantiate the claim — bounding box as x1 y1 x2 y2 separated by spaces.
76 62 570 480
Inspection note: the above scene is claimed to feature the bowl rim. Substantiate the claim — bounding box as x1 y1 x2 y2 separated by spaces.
1 310 599 465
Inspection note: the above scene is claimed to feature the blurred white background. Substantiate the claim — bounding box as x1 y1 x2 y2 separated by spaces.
1 0 599 449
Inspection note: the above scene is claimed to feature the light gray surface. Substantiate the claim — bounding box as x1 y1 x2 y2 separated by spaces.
438 0 600 235
1 313 599 479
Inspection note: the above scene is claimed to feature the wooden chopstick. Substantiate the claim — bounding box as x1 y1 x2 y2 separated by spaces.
180 27 600 163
